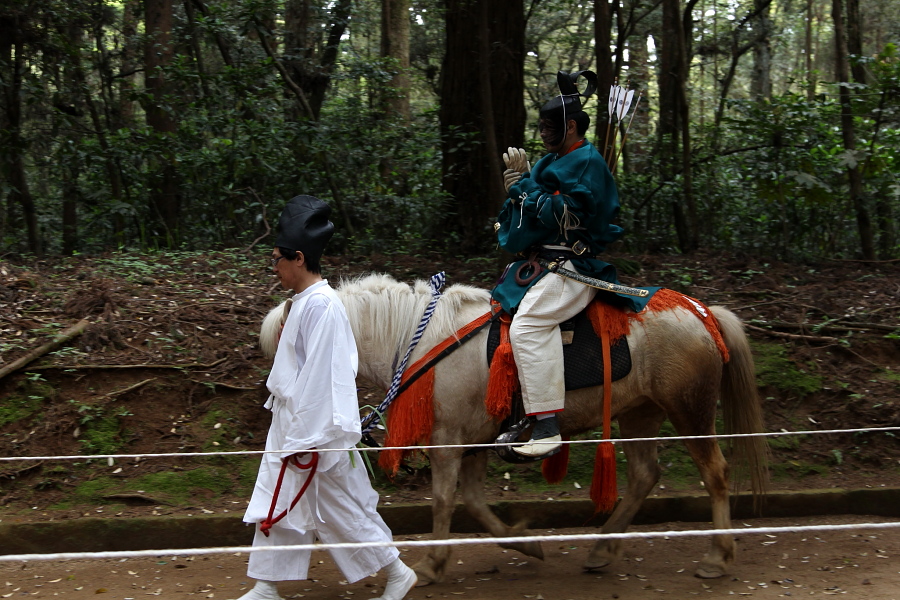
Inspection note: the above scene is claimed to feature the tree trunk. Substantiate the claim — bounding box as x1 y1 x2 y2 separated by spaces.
0 31 41 255
621 28 651 175
750 0 772 99
832 0 874 259
806 0 815 102
845 0 865 85
119 0 139 125
440 0 525 254
183 0 211 99
62 24 83 255
381 0 411 121
144 0 181 246
659 0 696 252
282 0 351 120
594 0 614 149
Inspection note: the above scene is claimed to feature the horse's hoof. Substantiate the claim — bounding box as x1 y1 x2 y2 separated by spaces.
499 540 545 561
583 543 619 571
694 563 727 579
411 561 441 586
582 556 613 571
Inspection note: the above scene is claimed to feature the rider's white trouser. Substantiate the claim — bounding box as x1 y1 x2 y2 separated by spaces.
509 261 597 415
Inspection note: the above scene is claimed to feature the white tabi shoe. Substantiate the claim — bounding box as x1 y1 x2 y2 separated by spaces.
512 415 562 458
512 433 562 458
234 580 284 600
374 558 418 600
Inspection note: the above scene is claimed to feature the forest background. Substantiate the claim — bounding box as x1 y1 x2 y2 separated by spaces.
0 0 898 260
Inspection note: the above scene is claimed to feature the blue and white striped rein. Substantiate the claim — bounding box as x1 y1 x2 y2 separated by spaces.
361 271 446 434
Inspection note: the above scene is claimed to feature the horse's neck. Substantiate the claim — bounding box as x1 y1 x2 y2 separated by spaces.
338 287 427 389
338 283 490 390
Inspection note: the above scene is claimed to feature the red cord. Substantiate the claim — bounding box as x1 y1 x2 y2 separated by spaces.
259 451 319 537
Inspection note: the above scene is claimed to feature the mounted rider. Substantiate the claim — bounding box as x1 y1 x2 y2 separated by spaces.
492 71 649 459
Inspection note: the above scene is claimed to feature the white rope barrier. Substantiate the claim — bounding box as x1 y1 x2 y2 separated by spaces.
2 521 898 563
1 425 898 463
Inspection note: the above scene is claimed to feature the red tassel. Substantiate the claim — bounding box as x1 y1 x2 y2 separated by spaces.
379 369 435 476
590 442 618 514
485 316 517 421
541 438 570 484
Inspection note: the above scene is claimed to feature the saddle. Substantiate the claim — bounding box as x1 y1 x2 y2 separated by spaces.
486 302 632 391
484 298 632 465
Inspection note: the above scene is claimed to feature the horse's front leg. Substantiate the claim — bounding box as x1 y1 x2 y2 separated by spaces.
412 445 463 585
459 450 544 560
585 400 665 571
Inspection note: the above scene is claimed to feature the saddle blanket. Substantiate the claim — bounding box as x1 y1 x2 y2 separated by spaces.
486 307 631 391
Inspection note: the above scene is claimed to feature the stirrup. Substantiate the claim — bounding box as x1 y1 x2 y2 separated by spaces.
495 417 560 464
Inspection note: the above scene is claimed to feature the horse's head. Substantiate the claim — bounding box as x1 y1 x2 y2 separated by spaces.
259 299 292 359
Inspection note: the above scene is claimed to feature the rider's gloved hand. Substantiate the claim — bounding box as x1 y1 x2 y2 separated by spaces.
503 169 522 193
502 147 531 173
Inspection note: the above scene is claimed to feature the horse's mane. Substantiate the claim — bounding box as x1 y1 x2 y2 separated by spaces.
337 272 491 357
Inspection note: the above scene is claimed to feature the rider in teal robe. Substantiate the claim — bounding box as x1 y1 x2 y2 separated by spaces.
491 137 654 315
491 70 657 460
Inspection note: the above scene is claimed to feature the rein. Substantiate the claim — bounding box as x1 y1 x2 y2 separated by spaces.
361 272 446 435
259 451 319 536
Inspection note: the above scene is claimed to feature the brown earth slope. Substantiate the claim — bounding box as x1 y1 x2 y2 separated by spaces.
0 250 898 523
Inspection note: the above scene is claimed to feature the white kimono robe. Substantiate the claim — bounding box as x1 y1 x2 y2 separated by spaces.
243 281 397 583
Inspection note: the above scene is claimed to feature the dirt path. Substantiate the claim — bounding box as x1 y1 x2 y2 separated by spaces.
2 515 898 600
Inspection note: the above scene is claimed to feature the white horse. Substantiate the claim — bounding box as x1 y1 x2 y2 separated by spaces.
260 273 768 584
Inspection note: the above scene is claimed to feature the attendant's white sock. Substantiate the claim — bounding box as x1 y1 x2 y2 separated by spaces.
375 558 417 600
235 580 282 600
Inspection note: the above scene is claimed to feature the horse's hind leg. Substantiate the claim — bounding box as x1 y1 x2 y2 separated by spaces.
412 446 463 586
668 413 735 578
585 400 665 570
459 450 544 560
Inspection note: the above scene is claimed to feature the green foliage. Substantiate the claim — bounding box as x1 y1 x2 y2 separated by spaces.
0 395 45 428
72 466 237 505
3 0 898 260
751 341 824 396
71 401 125 455
0 376 56 427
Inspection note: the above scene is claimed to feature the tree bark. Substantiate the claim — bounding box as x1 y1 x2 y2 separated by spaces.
119 0 139 125
381 0 411 121
144 0 181 246
282 0 351 120
594 0 615 152
0 29 41 255
658 0 696 252
0 320 90 382
845 0 865 85
440 0 525 253
805 0 816 101
621 28 651 175
832 0 874 259
750 0 772 99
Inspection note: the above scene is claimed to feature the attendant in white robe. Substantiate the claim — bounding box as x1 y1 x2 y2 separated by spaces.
238 195 417 600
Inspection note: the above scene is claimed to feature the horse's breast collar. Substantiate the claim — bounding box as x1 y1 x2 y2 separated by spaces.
486 305 632 390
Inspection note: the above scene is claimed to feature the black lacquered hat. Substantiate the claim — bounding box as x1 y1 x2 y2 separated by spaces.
539 70 598 144
275 195 334 262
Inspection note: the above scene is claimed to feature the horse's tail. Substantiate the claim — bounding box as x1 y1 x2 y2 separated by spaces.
260 300 290 359
712 306 769 507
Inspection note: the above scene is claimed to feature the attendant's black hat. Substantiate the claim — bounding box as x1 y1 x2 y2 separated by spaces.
539 70 598 145
275 195 334 262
